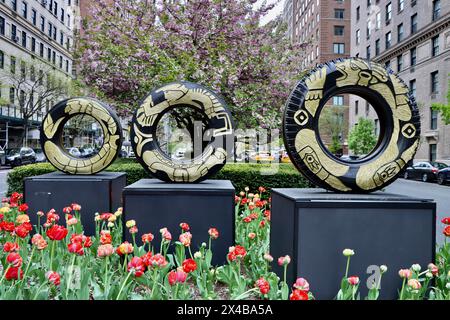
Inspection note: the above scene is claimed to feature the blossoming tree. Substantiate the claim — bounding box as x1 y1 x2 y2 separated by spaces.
77 0 305 129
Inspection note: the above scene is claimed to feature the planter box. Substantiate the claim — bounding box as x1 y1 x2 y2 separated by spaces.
270 188 436 300
24 172 126 236
123 179 235 265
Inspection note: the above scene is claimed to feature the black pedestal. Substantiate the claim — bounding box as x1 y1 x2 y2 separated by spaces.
24 172 126 236
270 188 436 300
123 179 235 265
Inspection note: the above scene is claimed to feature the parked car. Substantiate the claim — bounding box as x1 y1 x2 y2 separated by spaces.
403 161 448 182
66 147 81 157
34 148 47 163
251 152 275 163
437 167 450 185
5 147 37 167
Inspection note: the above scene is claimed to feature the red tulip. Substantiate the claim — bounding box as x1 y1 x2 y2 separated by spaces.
0 221 15 233
14 222 32 238
100 230 112 245
441 217 450 225
68 242 84 256
444 226 450 237
179 222 190 232
127 257 145 277
18 203 29 212
116 242 133 256
141 233 154 244
46 225 68 241
179 232 192 247
208 228 219 240
182 258 197 273
5 267 23 281
347 276 360 286
3 242 20 252
46 271 61 286
141 251 153 267
290 289 309 300
256 277 270 295
6 252 22 268
148 253 168 268
168 269 187 286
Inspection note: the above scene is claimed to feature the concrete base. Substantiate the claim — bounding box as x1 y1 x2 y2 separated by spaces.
270 188 436 300
24 172 126 236
123 179 235 265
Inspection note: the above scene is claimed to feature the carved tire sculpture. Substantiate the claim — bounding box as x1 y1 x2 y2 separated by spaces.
40 97 123 174
130 81 234 183
283 58 420 193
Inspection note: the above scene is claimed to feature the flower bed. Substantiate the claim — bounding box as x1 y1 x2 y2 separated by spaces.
0 189 449 300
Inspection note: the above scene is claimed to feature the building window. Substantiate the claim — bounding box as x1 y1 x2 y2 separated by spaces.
355 100 359 115
11 0 17 11
410 47 417 66
397 55 403 72
40 16 45 32
366 46 371 60
21 31 26 48
52 51 56 64
39 43 44 57
398 0 404 12
333 95 344 106
65 60 69 73
47 48 51 61
375 39 380 55
21 1 27 18
385 32 392 49
20 61 26 79
31 37 36 52
334 26 344 36
0 51 4 69
385 60 391 69
409 79 416 97
11 24 17 42
53 1 58 15
386 2 392 23
333 43 345 54
48 22 52 37
9 88 15 104
432 36 439 57
31 9 37 25
411 14 417 34
376 12 381 30
61 8 65 22
431 71 439 94
356 29 360 44
430 108 438 130
59 55 63 69
367 20 372 39
30 65 35 81
60 31 64 45
67 14 71 27
397 23 404 42
429 144 437 162
432 0 441 21
0 16 4 36
334 9 344 19
356 6 360 21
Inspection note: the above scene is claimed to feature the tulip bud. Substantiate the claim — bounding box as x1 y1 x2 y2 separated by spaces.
107 222 114 228
244 187 249 192
380 265 388 273
425 272 433 279
411 264 421 272
194 251 202 259
126 220 136 228
343 249 355 257
446 283 450 290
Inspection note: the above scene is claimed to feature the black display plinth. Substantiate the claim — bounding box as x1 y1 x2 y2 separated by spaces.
270 188 436 300
24 172 126 236
123 179 235 265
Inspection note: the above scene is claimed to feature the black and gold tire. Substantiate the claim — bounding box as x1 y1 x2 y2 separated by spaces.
130 81 234 183
283 58 420 193
40 97 123 174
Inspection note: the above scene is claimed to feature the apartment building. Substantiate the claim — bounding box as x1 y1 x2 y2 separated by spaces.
350 0 450 163
0 0 77 148
284 0 352 154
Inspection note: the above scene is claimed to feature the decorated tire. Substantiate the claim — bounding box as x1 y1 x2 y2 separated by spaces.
283 58 420 193
130 81 234 183
40 97 123 174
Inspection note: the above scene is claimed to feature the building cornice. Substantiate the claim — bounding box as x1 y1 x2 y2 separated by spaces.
374 12 450 63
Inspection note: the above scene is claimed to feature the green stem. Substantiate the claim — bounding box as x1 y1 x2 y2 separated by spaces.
283 265 287 285
49 240 56 271
233 288 258 300
399 278 406 300
104 256 109 293
116 272 132 300
0 266 10 286
20 246 36 286
345 256 351 278
65 254 77 298
188 246 194 259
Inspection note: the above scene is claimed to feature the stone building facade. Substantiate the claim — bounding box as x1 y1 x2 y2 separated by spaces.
350 0 450 163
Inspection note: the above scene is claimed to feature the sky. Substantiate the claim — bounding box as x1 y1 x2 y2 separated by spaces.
255 0 285 25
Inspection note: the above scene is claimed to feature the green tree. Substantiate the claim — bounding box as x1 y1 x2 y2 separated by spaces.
348 118 378 156
432 76 450 125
